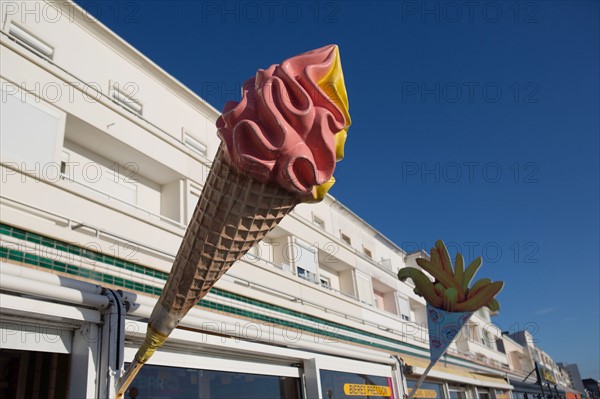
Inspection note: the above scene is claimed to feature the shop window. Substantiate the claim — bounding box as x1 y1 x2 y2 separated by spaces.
496 389 510 399
406 380 444 399
449 387 467 399
0 349 70 399
320 369 393 399
126 363 301 399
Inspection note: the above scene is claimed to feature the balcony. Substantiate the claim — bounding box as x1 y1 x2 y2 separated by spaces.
62 115 187 228
455 322 509 365
372 278 398 316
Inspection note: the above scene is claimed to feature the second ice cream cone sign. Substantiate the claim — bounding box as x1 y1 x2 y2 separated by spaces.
115 45 351 398
398 241 504 399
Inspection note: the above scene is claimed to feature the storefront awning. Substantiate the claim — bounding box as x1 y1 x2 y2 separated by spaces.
401 354 513 390
512 379 580 398
509 379 553 395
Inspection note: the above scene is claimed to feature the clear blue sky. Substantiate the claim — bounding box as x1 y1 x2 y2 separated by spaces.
76 1 599 379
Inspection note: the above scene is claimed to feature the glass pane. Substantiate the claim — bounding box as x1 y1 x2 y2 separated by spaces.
406 379 444 399
295 242 317 274
449 389 466 399
0 349 70 399
320 369 394 399
126 363 301 399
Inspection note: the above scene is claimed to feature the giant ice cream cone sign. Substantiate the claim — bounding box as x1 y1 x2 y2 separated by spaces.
115 45 351 398
398 241 504 399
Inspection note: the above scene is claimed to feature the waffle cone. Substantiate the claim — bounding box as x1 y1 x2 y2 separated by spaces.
149 144 298 336
117 145 299 397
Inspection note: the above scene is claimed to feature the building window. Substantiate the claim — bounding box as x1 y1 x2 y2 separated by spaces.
0 350 69 398
293 239 318 280
296 267 317 283
340 231 351 245
320 276 331 289
449 388 467 399
297 267 306 278
482 329 496 350
363 246 372 259
469 324 480 342
398 295 411 322
313 215 325 229
183 130 208 157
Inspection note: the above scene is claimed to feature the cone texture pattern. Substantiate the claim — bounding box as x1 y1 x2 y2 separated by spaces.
149 144 299 336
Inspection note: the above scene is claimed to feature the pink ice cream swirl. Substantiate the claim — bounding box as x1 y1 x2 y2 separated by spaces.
216 45 350 197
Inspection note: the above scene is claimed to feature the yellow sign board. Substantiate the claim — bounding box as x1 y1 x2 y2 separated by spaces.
542 368 556 384
407 388 438 398
343 383 392 397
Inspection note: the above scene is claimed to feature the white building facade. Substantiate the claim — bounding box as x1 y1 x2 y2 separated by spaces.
499 332 584 399
0 1 544 398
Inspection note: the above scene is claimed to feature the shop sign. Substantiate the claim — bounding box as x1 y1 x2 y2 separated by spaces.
320 370 394 399
407 388 438 398
406 381 442 399
539 367 556 384
343 384 392 397
495 390 509 399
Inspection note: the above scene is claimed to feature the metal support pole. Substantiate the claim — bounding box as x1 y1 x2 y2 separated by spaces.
408 361 437 399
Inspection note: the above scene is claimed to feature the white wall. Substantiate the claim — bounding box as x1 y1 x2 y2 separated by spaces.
161 179 183 223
